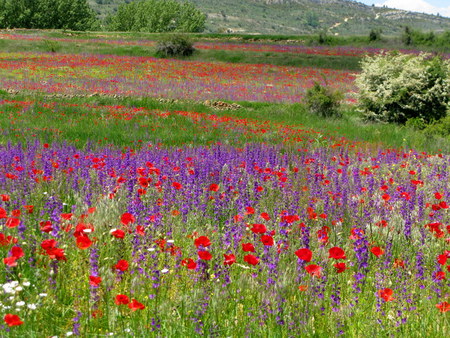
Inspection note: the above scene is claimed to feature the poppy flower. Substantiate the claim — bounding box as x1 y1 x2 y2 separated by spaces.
115 294 130 305
23 205 34 214
3 256 18 267
194 236 211 248
260 235 274 246
60 213 73 220
295 248 312 262
136 225 145 236
305 264 322 278
209 184 219 192
89 276 102 287
128 299 145 311
5 218 19 228
181 258 197 270
172 182 183 190
198 250 212 261
10 246 24 259
244 254 259 265
435 192 443 200
111 229 125 239
437 254 447 265
260 212 271 221
378 288 395 302
223 253 236 266
1 195 9 202
436 301 449 312
121 212 135 225
4 314 23 327
282 215 300 224
76 235 92 250
329 247 346 260
298 285 308 291
39 220 53 233
251 223 267 234
371 247 384 257
0 207 6 219
245 206 255 215
434 271 446 281
41 239 57 250
242 243 255 252
115 259 129 272
334 262 348 273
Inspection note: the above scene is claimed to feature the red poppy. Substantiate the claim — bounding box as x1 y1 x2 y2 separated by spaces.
11 210 20 217
329 247 346 260
198 250 212 261
11 246 24 259
437 254 447 265
436 301 449 312
382 194 390 201
371 247 384 257
181 258 197 270
260 235 274 246
172 182 183 190
260 212 271 221
89 276 102 287
115 294 130 305
194 236 211 248
128 299 145 311
111 229 125 239
378 288 395 302
3 314 23 327
251 223 267 234
60 213 73 220
298 285 308 291
115 259 129 272
223 254 236 266
1 195 9 202
121 212 135 225
334 262 348 273
76 235 92 250
3 256 18 267
245 206 255 215
242 243 255 252
244 254 259 265
46 247 66 261
295 248 312 262
0 207 6 219
41 239 57 250
282 215 300 224
39 220 53 233
435 192 443 200
23 205 34 214
434 271 446 281
209 184 219 192
305 264 322 278
5 218 19 228
136 225 145 236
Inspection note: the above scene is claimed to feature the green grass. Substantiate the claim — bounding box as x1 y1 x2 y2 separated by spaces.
1 92 449 153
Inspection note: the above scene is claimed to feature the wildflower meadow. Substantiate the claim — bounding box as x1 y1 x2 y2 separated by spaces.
0 31 448 337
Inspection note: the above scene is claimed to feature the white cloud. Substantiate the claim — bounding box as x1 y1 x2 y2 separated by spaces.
376 0 450 17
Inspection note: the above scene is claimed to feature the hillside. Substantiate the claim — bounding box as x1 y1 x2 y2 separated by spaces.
88 0 450 35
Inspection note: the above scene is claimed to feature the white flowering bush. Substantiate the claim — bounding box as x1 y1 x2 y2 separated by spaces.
355 52 450 124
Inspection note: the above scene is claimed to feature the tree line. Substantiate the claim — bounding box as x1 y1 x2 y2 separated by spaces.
0 0 206 32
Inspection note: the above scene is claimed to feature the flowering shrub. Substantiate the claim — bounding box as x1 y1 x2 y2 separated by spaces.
356 52 450 124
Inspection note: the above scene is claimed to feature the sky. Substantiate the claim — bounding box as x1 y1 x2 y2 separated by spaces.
356 0 450 17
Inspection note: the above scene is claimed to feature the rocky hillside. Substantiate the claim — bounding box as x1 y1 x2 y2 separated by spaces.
88 0 450 35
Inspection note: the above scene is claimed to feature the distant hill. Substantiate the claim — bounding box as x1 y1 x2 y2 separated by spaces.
88 0 450 35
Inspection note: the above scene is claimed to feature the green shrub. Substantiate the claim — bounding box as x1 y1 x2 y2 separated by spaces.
156 34 195 58
305 83 343 118
369 28 382 42
355 52 450 124
423 115 450 137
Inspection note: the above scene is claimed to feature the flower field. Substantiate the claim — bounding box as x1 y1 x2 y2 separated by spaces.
0 51 355 103
0 33 449 336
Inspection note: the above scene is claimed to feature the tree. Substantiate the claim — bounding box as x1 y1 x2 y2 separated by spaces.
0 0 96 31
108 0 206 33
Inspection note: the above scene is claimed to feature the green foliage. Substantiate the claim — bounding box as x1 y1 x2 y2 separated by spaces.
423 115 450 137
368 28 382 42
356 52 450 124
108 0 206 33
305 83 343 118
0 0 97 30
155 34 195 58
